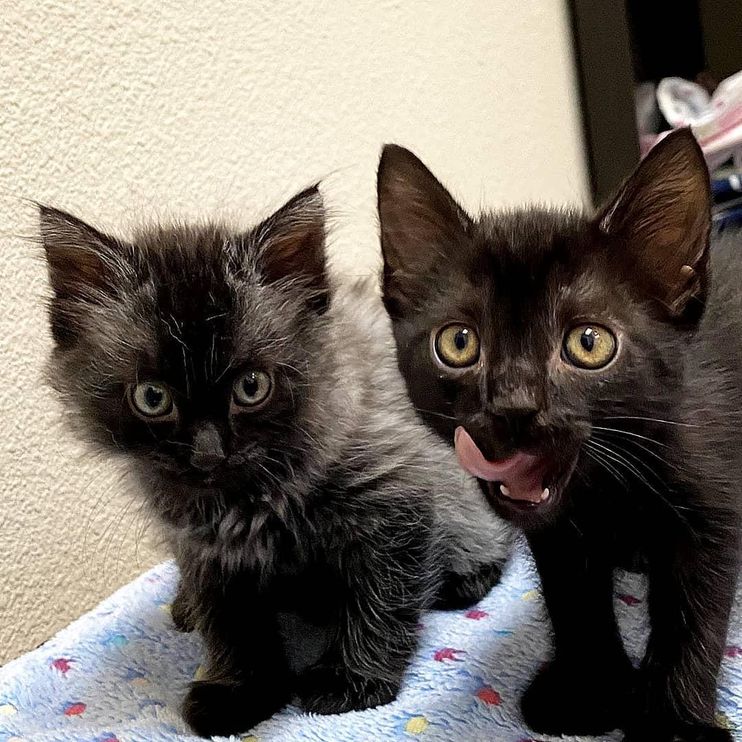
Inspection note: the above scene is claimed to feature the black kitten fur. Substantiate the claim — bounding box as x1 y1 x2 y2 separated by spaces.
378 131 741 741
40 187 511 737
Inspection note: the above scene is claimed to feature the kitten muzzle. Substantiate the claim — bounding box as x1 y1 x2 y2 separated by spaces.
454 426 551 505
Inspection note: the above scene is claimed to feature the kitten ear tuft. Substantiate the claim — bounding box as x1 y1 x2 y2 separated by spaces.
39 205 121 299
377 144 471 317
597 128 711 324
255 185 329 312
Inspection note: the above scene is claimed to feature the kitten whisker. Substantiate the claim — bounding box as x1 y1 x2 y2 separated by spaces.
592 435 685 494
275 360 305 377
215 357 235 383
412 406 458 422
586 438 691 527
99 497 138 583
592 430 680 473
80 466 132 577
568 517 584 539
587 438 666 494
591 425 670 448
208 332 218 380
583 444 630 489
600 415 700 428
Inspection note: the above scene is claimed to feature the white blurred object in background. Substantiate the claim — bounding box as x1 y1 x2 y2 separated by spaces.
656 71 742 168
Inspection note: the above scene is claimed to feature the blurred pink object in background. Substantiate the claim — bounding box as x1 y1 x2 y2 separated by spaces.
642 71 742 168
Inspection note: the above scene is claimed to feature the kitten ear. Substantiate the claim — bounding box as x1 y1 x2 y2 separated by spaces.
377 144 472 317
596 128 711 324
39 205 122 300
254 185 328 311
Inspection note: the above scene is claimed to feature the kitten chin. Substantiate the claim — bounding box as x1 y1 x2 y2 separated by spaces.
378 130 740 742
40 187 512 737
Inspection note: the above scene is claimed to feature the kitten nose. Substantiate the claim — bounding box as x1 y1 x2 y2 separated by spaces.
489 391 542 446
493 408 538 441
191 424 226 472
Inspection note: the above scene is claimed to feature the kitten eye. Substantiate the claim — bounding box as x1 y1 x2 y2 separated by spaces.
563 324 617 369
434 324 480 368
129 382 174 419
233 370 273 408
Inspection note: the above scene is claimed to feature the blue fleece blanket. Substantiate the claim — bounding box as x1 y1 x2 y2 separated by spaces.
0 546 739 742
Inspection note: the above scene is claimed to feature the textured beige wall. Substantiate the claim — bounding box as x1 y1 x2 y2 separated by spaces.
0 0 587 664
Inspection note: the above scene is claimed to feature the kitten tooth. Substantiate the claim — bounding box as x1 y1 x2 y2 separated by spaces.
499 484 510 497
541 487 550 502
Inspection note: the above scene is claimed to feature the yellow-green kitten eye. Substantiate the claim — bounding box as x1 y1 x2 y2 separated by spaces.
130 382 174 419
434 324 480 368
233 370 273 408
563 324 617 369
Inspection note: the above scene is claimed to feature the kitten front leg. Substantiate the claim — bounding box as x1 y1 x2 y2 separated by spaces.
433 560 504 609
170 580 196 632
170 543 196 632
522 522 635 736
295 536 427 714
431 480 512 609
627 527 737 742
182 574 291 738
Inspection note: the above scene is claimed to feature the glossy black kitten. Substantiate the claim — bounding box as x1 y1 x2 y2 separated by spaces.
41 187 511 737
378 131 741 741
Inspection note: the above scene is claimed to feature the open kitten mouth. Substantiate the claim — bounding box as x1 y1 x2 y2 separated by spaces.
454 426 577 517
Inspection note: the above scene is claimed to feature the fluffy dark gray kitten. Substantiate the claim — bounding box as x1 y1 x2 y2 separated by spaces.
39 186 511 737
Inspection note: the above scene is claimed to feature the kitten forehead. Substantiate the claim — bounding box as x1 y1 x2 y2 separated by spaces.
476 208 587 260
73 221 317 392
432 209 631 338
138 231 312 378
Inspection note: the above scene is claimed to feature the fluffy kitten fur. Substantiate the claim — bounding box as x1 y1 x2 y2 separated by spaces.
40 186 511 737
378 131 741 741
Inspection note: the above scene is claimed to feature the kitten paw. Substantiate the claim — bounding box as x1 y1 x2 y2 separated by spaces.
183 679 286 737
432 561 504 610
521 659 634 735
296 666 399 714
623 721 733 742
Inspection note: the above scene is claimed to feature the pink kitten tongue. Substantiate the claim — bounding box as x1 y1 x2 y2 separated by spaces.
454 426 547 503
